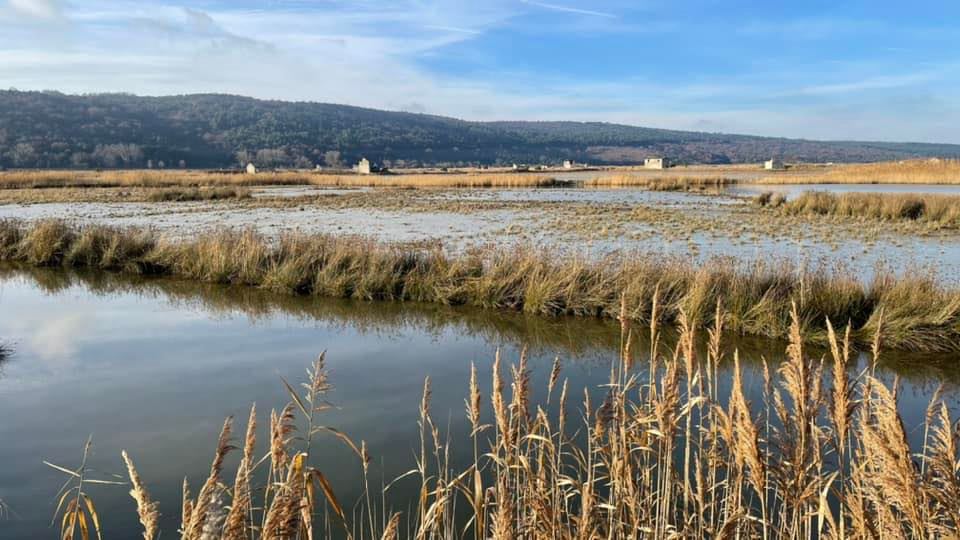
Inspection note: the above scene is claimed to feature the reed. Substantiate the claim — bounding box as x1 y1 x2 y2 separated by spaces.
62 302 960 539
782 191 960 228
752 191 786 207
0 170 564 189
760 159 960 184
145 186 251 202
2 219 960 352
585 174 737 190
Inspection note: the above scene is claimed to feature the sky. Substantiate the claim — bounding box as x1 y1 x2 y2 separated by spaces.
1 0 959 143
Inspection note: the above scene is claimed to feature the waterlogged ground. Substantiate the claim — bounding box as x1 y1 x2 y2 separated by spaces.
2 183 960 281
0 267 958 538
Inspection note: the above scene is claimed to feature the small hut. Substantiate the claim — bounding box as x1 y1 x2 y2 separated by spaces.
644 157 671 169
357 158 371 175
764 159 785 170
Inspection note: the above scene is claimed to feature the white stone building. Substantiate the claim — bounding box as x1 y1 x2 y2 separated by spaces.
357 158 371 175
644 157 671 169
764 159 785 170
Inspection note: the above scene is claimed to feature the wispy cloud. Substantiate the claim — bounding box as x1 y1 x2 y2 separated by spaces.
795 73 937 96
0 0 957 143
520 0 617 19
423 24 483 35
6 0 63 19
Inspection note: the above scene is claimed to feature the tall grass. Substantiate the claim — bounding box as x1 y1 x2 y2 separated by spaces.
585 174 737 190
2 219 959 352
0 170 564 189
782 191 960 227
57 303 960 539
760 159 960 184
145 187 252 202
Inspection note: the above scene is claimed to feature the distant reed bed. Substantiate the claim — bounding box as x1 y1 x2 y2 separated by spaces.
0 170 563 189
1 219 958 351
145 186 252 202
782 191 960 227
585 174 737 191
308 173 565 188
51 303 960 539
760 159 960 184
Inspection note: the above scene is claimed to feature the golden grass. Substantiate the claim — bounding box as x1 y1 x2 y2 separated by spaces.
2 218 960 352
0 170 564 189
585 174 737 190
53 302 960 538
759 159 960 184
782 191 960 228
753 191 787 207
145 187 252 202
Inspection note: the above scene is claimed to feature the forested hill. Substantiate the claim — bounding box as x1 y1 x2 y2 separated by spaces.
1 90 958 169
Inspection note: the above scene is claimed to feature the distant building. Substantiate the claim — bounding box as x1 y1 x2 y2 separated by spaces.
246 163 257 174
764 158 785 170
357 158 371 175
644 157 671 169
563 160 575 169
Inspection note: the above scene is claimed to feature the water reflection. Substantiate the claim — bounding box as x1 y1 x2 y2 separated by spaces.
3 265 959 386
0 266 957 538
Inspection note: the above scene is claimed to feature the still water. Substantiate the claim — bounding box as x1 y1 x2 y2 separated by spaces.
0 267 957 538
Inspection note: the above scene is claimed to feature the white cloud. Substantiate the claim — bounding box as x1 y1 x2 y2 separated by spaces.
0 1 957 143
7 0 62 19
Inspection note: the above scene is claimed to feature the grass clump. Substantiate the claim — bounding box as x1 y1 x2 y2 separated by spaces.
753 191 786 207
145 187 251 202
52 304 960 538
586 174 737 191
3 218 960 351
783 191 960 227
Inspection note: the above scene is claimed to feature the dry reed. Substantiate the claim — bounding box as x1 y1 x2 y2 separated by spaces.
585 174 737 191
60 299 960 539
760 159 960 184
145 186 251 202
0 170 564 189
782 191 960 228
2 218 960 352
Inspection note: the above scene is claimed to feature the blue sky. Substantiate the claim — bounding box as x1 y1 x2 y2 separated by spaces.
1 0 958 142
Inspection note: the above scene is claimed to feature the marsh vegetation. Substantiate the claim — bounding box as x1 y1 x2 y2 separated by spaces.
585 175 737 191
760 159 960 184
0 170 565 190
145 187 252 202
779 191 960 228
47 302 960 539
1 219 960 352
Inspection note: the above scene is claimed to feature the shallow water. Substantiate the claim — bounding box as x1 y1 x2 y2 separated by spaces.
3 184 960 282
0 267 958 538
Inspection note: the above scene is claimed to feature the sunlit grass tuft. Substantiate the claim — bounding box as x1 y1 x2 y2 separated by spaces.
782 191 960 228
